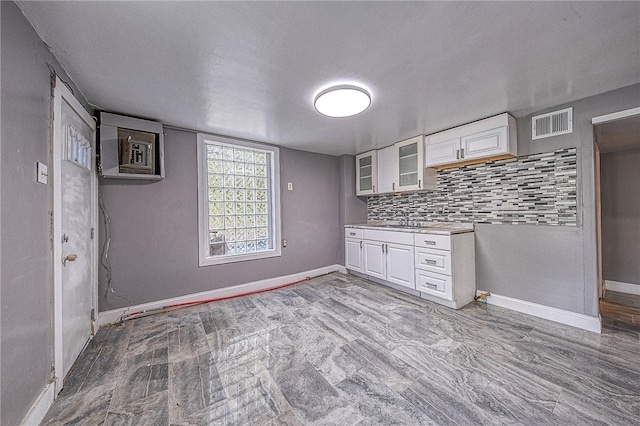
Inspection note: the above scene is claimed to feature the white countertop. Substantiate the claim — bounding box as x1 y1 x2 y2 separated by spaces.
345 221 474 235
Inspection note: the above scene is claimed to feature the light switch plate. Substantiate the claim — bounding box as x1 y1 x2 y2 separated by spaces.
37 162 48 184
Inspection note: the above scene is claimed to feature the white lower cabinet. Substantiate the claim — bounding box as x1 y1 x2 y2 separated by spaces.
414 231 476 309
345 226 476 309
345 238 364 273
363 240 386 279
362 229 414 289
385 242 415 288
344 228 364 273
415 269 452 299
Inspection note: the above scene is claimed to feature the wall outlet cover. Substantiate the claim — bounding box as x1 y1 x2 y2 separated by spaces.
37 162 48 184
287 182 293 191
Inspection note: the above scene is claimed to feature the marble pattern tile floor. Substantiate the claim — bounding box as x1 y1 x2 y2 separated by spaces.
42 273 640 425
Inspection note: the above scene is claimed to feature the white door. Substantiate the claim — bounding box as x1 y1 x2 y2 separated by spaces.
345 238 364 272
386 243 415 289
52 76 97 391
363 240 386 279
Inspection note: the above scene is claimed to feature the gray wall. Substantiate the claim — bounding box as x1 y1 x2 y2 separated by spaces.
98 129 342 311
600 148 640 286
476 83 640 317
337 154 368 263
0 2 91 424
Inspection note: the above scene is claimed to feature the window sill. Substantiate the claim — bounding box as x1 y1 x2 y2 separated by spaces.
199 249 281 267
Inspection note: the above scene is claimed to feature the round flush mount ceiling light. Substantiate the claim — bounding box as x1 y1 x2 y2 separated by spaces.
314 85 371 118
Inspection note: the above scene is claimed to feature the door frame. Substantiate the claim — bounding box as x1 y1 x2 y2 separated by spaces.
591 107 640 301
51 76 98 393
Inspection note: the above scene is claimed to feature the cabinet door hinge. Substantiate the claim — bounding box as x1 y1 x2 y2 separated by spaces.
90 228 95 240
91 308 95 321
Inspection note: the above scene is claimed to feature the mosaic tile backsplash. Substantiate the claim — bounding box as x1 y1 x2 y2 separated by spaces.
367 148 577 226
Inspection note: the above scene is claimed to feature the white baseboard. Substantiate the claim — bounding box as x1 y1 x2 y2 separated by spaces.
604 280 640 296
21 382 55 426
476 290 602 333
96 264 344 327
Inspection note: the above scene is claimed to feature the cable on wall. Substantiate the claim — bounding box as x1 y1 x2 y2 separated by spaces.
98 190 135 307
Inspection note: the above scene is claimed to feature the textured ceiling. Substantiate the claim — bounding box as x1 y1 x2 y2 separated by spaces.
17 1 640 156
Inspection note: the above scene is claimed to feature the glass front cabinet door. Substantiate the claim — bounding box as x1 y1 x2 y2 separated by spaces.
394 135 424 192
355 150 378 196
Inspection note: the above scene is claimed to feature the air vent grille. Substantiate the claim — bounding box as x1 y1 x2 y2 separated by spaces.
532 107 573 140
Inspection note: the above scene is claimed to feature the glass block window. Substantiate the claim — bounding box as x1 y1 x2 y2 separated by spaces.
198 135 281 266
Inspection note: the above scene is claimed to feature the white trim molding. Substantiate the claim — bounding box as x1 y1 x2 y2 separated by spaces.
604 280 640 296
476 290 602 333
592 107 640 124
97 264 345 327
20 382 55 426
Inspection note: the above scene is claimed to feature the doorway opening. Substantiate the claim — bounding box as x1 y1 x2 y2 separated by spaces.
593 108 640 331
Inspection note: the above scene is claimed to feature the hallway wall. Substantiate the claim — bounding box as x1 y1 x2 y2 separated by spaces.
601 147 640 287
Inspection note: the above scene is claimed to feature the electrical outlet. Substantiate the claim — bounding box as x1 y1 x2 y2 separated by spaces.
287 182 293 191
37 162 48 184
282 239 287 248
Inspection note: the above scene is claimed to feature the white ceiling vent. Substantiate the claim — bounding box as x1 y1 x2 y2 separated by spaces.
532 107 573 140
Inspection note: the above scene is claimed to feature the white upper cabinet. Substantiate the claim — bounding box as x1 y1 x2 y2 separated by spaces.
425 137 460 167
425 113 517 168
395 135 425 192
356 150 378 196
356 135 434 195
461 126 508 161
377 145 396 194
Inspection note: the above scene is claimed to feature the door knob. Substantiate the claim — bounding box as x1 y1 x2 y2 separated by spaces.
63 254 78 266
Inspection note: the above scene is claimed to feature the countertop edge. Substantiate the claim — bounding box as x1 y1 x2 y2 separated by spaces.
345 224 475 236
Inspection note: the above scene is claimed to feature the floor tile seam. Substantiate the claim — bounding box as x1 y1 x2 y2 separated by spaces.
459 348 565 401
402 385 463 426
195 351 214 412
562 339 640 377
553 385 640 423
75 342 113 395
480 374 563 417
507 349 640 401
348 336 417 381
100 383 120 426
255 358 298 419
568 367 640 397
251 369 293 420
102 338 146 417
549 386 564 415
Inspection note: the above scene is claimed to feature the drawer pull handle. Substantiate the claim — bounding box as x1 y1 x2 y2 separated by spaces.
426 283 438 289
350 232 356 236
425 240 436 245
425 259 437 265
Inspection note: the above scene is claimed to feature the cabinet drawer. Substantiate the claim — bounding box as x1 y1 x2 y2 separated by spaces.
413 233 451 251
345 228 363 239
415 248 451 275
415 270 452 300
